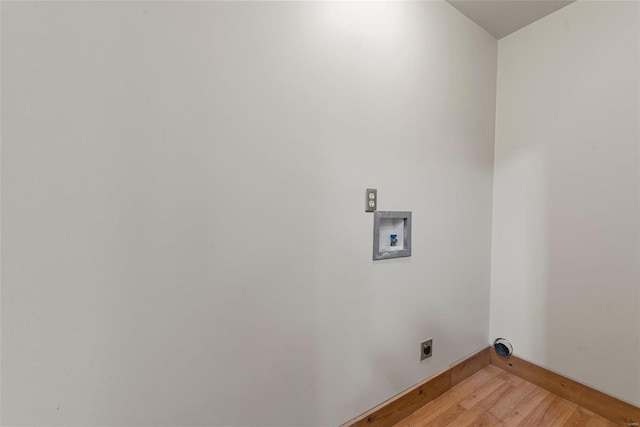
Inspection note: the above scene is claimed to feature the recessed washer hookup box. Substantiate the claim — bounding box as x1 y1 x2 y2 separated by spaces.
373 211 412 261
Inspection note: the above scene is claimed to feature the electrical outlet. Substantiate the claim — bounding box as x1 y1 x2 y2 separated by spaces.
420 339 433 361
365 188 377 212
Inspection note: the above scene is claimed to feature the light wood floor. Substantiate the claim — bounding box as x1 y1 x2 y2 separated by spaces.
393 365 619 427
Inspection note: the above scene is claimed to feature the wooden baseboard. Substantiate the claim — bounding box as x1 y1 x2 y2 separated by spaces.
489 347 640 427
341 347 490 427
451 344 491 386
343 346 640 427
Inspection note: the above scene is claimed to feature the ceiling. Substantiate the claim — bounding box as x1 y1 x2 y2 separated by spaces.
447 0 576 39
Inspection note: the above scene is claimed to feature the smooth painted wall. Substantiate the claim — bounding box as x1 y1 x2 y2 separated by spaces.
1 2 497 425
491 1 640 406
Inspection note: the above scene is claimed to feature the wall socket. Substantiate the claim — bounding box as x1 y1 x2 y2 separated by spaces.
420 339 433 361
365 188 377 212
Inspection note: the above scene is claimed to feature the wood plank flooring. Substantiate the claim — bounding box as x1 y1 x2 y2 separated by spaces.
393 365 619 427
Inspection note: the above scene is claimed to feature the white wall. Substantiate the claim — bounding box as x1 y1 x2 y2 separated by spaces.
491 0 640 406
1 2 497 425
